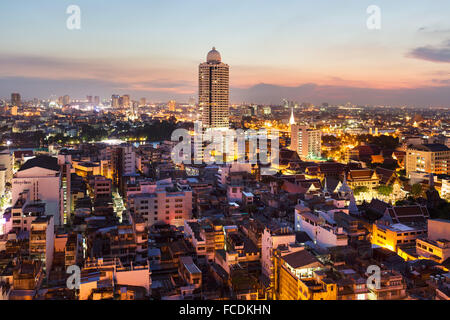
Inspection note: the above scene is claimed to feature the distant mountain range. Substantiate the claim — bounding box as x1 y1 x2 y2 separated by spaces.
231 82 450 107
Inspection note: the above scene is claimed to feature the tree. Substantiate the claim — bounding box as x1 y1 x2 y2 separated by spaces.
377 185 393 197
429 202 450 220
0 196 7 208
322 135 340 144
411 183 423 198
354 186 369 196
379 160 399 170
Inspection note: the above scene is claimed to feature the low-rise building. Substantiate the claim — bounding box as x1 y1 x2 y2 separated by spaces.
371 222 426 253
366 270 406 300
295 209 348 248
274 249 332 300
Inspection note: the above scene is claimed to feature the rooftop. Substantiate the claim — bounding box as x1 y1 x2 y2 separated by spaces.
18 155 59 172
282 249 321 269
409 144 450 152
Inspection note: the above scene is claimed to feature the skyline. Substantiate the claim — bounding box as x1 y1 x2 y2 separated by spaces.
1 0 450 106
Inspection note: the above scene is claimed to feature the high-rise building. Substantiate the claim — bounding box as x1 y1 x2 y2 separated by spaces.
112 95 120 108
11 93 21 107
290 125 322 160
62 95 70 106
122 95 131 108
199 47 229 129
406 144 450 176
109 145 136 195
139 98 146 107
58 95 70 106
168 100 176 112
94 96 100 105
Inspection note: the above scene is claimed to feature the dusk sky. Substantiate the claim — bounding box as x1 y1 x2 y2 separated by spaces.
1 0 450 106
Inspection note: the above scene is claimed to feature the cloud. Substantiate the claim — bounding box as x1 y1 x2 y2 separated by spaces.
408 40 450 63
417 26 450 34
128 80 196 93
431 79 450 85
0 53 197 98
0 53 193 84
133 80 193 89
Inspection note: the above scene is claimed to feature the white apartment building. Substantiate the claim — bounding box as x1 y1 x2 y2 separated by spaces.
80 258 151 300
121 145 136 175
216 163 252 189
261 223 296 281
406 144 450 176
10 194 46 233
290 125 322 160
11 156 63 226
100 144 136 176
295 208 348 248
128 179 192 228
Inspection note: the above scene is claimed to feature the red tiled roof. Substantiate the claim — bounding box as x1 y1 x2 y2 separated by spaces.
348 169 377 180
282 181 307 194
368 199 391 214
375 167 397 185
387 205 429 225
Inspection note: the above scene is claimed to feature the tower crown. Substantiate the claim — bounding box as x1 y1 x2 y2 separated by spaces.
207 47 221 63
